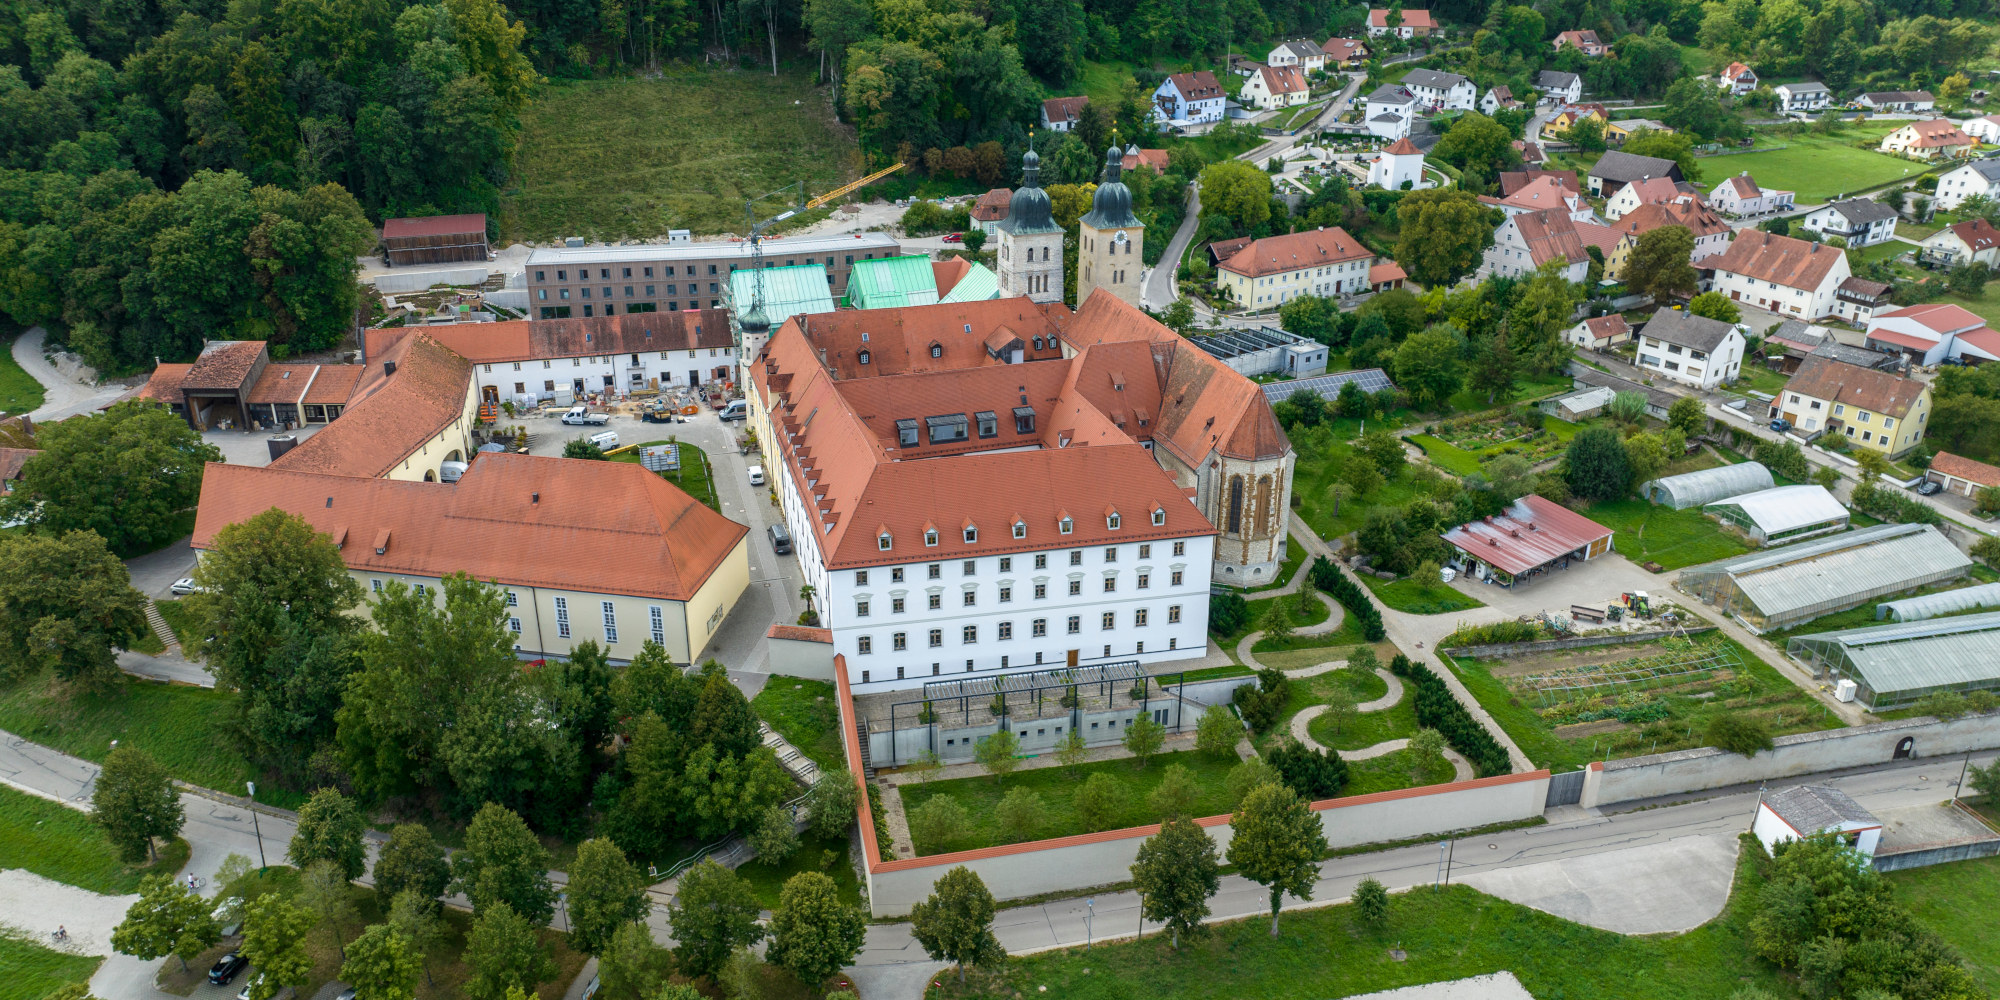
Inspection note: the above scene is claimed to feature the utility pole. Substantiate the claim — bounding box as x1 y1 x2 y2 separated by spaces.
246 781 267 870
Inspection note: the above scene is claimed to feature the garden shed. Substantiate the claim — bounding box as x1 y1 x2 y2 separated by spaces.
1876 581 2000 621
1703 484 1849 545
1641 462 1774 509
1785 610 2000 709
1678 523 1973 632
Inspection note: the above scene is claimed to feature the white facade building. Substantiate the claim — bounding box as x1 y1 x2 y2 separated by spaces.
1775 82 1831 112
1153 71 1227 125
1801 199 1899 248
1536 70 1582 105
1698 230 1852 321
1709 172 1795 218
1363 85 1420 139
1242 64 1311 110
1933 158 2000 210
1266 40 1326 72
1633 309 1744 389
1367 137 1429 190
1401 68 1476 111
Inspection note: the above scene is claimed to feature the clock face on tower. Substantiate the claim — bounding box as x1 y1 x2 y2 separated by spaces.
1114 230 1128 245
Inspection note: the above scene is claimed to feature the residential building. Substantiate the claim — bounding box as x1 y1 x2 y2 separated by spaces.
1879 119 1975 161
1515 139 1546 164
1370 262 1407 292
1499 169 1579 196
1605 118 1673 145
1864 302 2000 365
1834 277 1894 328
748 291 1297 693
1553 29 1605 55
1537 70 1583 105
0 447 33 499
1120 145 1171 174
1634 308 1744 389
1363 84 1421 139
1077 147 1145 309
1366 136 1430 190
1772 354 1932 456
1709 171 1795 218
1717 62 1758 94
1762 320 1903 373
1266 40 1327 72
1800 198 1899 247
1604 176 1686 220
1041 96 1089 132
1321 37 1369 66
1402 68 1476 111
524 232 900 319
997 149 1065 303
1960 113 2000 144
1480 86 1519 114
1479 174 1596 220
1926 451 2000 497
366 310 738 408
381 214 489 267
1933 158 2000 210
1857 90 1935 112
971 187 1012 235
1920 217 2000 268
1602 199 1732 279
1441 494 1615 586
1696 230 1851 320
1242 64 1311 110
1153 71 1226 125
1366 7 1434 36
1567 314 1632 350
1775 82 1831 113
1586 150 1681 197
1217 226 1374 306
1541 104 1608 140
1482 209 1594 282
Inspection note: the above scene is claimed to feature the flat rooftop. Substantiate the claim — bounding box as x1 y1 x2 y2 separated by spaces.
527 231 900 266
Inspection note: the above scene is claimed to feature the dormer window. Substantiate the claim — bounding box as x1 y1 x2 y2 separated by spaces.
1152 506 1167 526
1014 406 1036 434
896 419 919 447
975 411 998 438
925 529 940 547
1107 512 1121 530
859 350 871 365
930 342 944 359
1013 520 1027 539
1059 517 1074 535
925 413 968 444
879 532 893 550
964 525 978 543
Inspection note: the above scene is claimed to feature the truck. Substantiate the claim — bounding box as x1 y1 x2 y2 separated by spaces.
561 406 610 426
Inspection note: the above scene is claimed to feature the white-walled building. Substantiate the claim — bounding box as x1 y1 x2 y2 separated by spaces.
1961 114 2000 144
1775 81 1831 112
1216 226 1375 306
1933 158 2000 210
1879 119 1975 161
1697 230 1853 320
1402 68 1476 111
1858 90 1934 112
1865 302 2000 366
1366 7 1434 36
1480 86 1520 114
1717 62 1758 94
1367 137 1429 190
1634 309 1745 389
1536 70 1583 105
995 150 1066 303
1709 172 1795 218
1041 96 1089 132
1243 64 1311 110
1919 217 2000 269
1266 40 1327 72
1753 785 1882 858
1481 209 1602 282
1801 198 1899 248
1153 71 1227 125
1363 85 1421 139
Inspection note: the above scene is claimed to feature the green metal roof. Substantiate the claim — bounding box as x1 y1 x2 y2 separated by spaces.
938 261 1001 303
726 264 836 325
846 255 940 310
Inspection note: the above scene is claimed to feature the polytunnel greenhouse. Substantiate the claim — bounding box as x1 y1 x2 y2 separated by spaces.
1641 462 1775 509
1876 581 2000 622
1786 611 2000 710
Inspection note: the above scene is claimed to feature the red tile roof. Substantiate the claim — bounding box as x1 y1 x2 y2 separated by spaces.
794 297 1071 379
135 363 196 403
1865 329 1938 353
1259 65 1309 95
194 453 745 602
1721 62 1755 80
1696 230 1845 292
0 447 37 491
1042 96 1089 124
1511 210 1590 267
245 364 367 406
1499 170 1579 196
1947 217 2000 254
1900 119 1973 148
1582 315 1631 339
382 214 487 239
1482 175 1579 212
931 258 971 297
1611 199 1731 240
269 334 472 478
1785 354 1929 418
971 188 1012 222
1167 72 1223 100
1369 262 1406 285
1930 451 2000 487
1879 302 1987 335
1442 495 1614 576
1368 7 1434 26
1219 227 1370 278
1121 149 1171 174
1321 37 1367 59
182 341 267 391
367 311 733 366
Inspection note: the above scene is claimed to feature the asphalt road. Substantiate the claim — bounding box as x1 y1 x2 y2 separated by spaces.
12 326 129 422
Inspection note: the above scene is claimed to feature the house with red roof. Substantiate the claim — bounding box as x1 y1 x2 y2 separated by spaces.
1717 62 1758 95
1708 171 1795 218
1865 302 2000 366
1041 96 1090 132
1553 30 1605 55
1366 7 1434 36
1880 119 1976 161
1442 495 1615 586
1919 217 2000 269
1926 452 2000 497
1321 37 1369 66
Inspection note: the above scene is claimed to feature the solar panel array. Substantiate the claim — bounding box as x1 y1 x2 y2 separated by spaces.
1260 368 1397 402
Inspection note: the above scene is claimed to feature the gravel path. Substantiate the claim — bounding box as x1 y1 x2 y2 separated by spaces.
0 869 137 957
1284 667 1475 782
13 327 127 422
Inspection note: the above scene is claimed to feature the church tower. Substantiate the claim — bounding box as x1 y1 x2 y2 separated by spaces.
995 146 1065 303
1076 144 1145 308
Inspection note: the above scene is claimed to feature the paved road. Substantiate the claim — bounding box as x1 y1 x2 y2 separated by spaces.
1140 185 1200 311
12 326 128 422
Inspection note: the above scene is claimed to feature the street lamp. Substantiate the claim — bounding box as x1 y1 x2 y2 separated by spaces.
246 781 266 870
1085 898 1094 949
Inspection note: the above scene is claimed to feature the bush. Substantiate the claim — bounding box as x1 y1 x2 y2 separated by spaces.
1073 772 1129 832
1706 715 1773 757
1209 593 1251 636
1751 438 1810 482
1309 557 1385 641
1389 655 1511 777
1226 757 1280 806
1352 877 1389 927
1442 620 1541 648
1263 740 1348 800
1195 704 1241 758
1232 669 1292 732
911 795 970 846
1849 481 1945 526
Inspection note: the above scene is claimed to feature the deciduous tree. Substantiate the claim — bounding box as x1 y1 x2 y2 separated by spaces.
1394 325 1467 410
1130 814 1219 948
111 875 221 972
974 730 1021 783
186 506 362 704
566 838 650 956
93 746 183 863
1197 160 1273 234
1148 763 1200 817
0 401 220 554
810 768 860 839
667 860 763 980
1226 781 1328 936
452 803 556 925
1195 703 1240 758
767 872 865 989
464 903 556 1000
1394 188 1496 288
340 923 420 1000
240 894 316 1000
908 866 1003 983
1565 426 1633 502
374 825 451 909
1073 772 1128 831
1122 716 1166 765
748 805 800 867
1623 225 1697 302
0 529 148 692
594 922 671 1000
994 787 1050 838
1688 291 1741 324
290 787 368 881
1352 877 1389 927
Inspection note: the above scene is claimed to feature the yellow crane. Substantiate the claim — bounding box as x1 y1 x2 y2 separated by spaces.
805 161 907 209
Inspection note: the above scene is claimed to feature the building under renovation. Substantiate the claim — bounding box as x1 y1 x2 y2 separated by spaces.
1191 326 1329 378
1678 523 1973 631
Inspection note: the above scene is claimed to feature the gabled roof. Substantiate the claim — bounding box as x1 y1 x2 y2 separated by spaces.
1640 309 1738 353
1322 37 1368 57
1275 39 1322 59
1121 149 1171 174
1482 175 1577 212
971 188 1013 221
937 261 1001 303
194 453 746 602
1555 29 1600 45
1719 173 1761 198
366 311 737 366
1765 785 1878 833
1878 302 1987 336
0 447 37 487
1581 314 1631 339
1166 72 1223 100
1368 7 1435 26
1219 227 1371 278
182 340 267 391
381 214 487 239
135 363 197 403
1616 176 1683 208
269 333 473 479
1589 151 1681 183
245 364 365 406
1369 262 1407 285
1402 68 1470 91
1931 451 2000 487
1839 276 1892 299
1863 90 1933 103
1720 61 1755 80
1954 159 2000 184
1382 136 1424 156
1537 70 1580 90
1366 84 1420 106
1257 64 1310 95
1778 81 1829 94
796 297 1070 378
1508 210 1590 267
1441 495 1613 575
1042 96 1089 123
1785 354 1929 418
1943 217 2000 253
1895 119 1972 148
1696 230 1845 292
1499 170 1579 196
1612 199 1731 240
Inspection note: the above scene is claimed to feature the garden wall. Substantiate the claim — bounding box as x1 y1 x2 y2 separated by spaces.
765 630 835 680
369 266 492 293
1580 712 2000 808
1442 626 1715 660
865 677 1253 766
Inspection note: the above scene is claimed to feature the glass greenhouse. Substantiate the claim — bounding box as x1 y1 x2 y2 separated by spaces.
1677 523 1973 631
1703 485 1850 545
1786 611 2000 710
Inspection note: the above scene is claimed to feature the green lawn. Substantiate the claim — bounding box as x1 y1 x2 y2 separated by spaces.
1853 239 1912 266
0 677 306 809
1710 126 1926 202
0 331 46 417
750 676 843 773
900 750 1240 855
0 784 189 894
1407 434 1482 476
1889 848 2000 992
1583 498 1751 570
1357 573 1485 615
1445 636 1842 772
1344 747 1458 795
153 599 198 655
732 833 861 911
1239 537 1307 593
1732 364 1791 399
0 935 101 1000
1076 59 1139 109
499 71 861 242
1306 667 1418 753
1216 590 1332 651
609 439 718 512
928 835 1791 1000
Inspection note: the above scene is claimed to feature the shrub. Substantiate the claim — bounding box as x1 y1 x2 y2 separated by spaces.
1706 715 1774 757
994 788 1050 839
1309 556 1385 641
1389 655 1511 777
1073 772 1129 832
911 795 969 846
1233 669 1292 731
1263 740 1348 799
1751 438 1810 482
1849 481 1945 526
1352 877 1389 927
1195 704 1241 758
1209 593 1251 636
1226 757 1279 806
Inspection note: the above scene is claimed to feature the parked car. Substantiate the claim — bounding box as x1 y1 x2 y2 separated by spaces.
941 233 963 243
768 523 792 555
748 465 766 486
719 400 749 422
1915 479 1944 496
208 953 249 986
1768 419 1791 433
561 406 610 426
169 578 203 596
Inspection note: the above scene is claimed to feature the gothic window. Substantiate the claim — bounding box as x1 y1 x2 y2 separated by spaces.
1226 476 1244 534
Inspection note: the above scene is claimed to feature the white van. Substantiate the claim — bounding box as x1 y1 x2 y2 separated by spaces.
719 399 749 422
439 460 470 483
747 465 766 486
588 430 619 451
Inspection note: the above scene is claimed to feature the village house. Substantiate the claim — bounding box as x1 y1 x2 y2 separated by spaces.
1879 119 1976 161
1604 176 1689 221
1634 309 1745 389
1242 64 1311 110
1717 62 1758 95
1541 104 1608 141
1865 302 2000 365
1367 137 1431 190
1481 209 1605 282
1153 72 1226 125
1567 314 1632 350
1537 70 1583 106
1834 277 1895 327
971 188 1012 236
1932 158 2000 210
1217 227 1375 306
1119 145 1171 174
1960 113 2000 144
1697 230 1852 320
1366 7 1435 37
1761 321 1904 374
1775 81 1832 113
1552 29 1605 55
1041 96 1089 132
1266 39 1327 72
1480 86 1520 114
1363 84 1422 139
1499 169 1578 195
1800 198 1899 247
1586 150 1682 197
1919 217 2000 268
1858 90 1935 112
1402 68 1477 111
1772 354 1933 456
1479 174 1597 220
1605 119 1673 145
1321 37 1369 67
1602 199 1733 280
1708 172 1795 218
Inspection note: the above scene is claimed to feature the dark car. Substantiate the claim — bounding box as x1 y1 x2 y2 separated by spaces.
208 953 250 986
1769 419 1791 433
1916 479 1945 496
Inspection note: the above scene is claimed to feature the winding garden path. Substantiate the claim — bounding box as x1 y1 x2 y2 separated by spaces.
1285 666 1475 782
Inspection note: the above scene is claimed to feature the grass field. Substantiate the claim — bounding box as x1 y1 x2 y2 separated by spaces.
1446 635 1842 772
1357 574 1485 615
0 785 189 894
1582 498 1751 570
0 677 306 809
0 934 101 1000
928 834 1791 1000
500 70 862 242
609 439 719 512
1889 849 2000 992
1216 590 1332 650
750 675 843 772
0 331 46 416
733 833 862 911
900 750 1239 855
1305 666 1417 753
1709 126 1923 202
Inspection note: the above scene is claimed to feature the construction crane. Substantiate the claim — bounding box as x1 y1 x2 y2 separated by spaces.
736 162 909 335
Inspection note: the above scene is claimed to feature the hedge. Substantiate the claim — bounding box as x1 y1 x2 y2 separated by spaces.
1388 654 1512 778
1310 556 1386 641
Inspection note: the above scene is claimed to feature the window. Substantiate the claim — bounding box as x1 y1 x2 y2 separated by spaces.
858 635 873 654
1104 547 1117 563
1069 580 1083 596
1859 411 1872 423
1103 577 1118 593
1070 551 1084 566
1173 541 1186 557
1139 544 1151 559
1171 570 1184 586
1107 512 1121 530
1884 417 1895 429
928 563 942 579
505 590 518 607
1013 521 1027 539
896 419 919 447
1014 407 1036 433
554 597 570 638
1138 573 1150 589
1060 516 1073 534
964 526 978 543
372 579 382 593
856 570 869 585
931 343 943 358
1135 608 1149 627
892 568 905 583
859 351 870 365
892 597 905 613
1102 612 1116 630
926 413 968 444
1152 507 1166 526
999 557 1011 572
857 600 870 617
1033 619 1048 637
1168 605 1182 623
1067 616 1082 634
999 621 1013 640
508 617 522 634
929 594 942 610
893 632 907 650
925 529 939 547
963 625 978 643
602 602 618 643
963 591 976 607
929 629 943 647
1034 583 1048 599
999 586 1012 602
650 605 665 644
879 532 893 550
1034 554 1048 570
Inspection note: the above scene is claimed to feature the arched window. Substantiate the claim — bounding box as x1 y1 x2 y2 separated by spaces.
1227 476 1245 534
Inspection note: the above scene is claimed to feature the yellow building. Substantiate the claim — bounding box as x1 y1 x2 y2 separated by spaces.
1077 146 1146 308
1215 227 1373 308
1771 355 1933 458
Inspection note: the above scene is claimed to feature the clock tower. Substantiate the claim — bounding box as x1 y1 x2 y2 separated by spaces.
1076 144 1145 309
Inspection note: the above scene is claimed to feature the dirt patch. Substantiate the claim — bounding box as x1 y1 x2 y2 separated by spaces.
1554 719 1631 739
1483 641 1671 678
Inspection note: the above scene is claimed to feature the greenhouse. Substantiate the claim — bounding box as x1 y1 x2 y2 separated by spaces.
1876 581 2000 622
1786 611 2000 710
1703 485 1850 545
1641 462 1775 509
1676 523 1973 631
